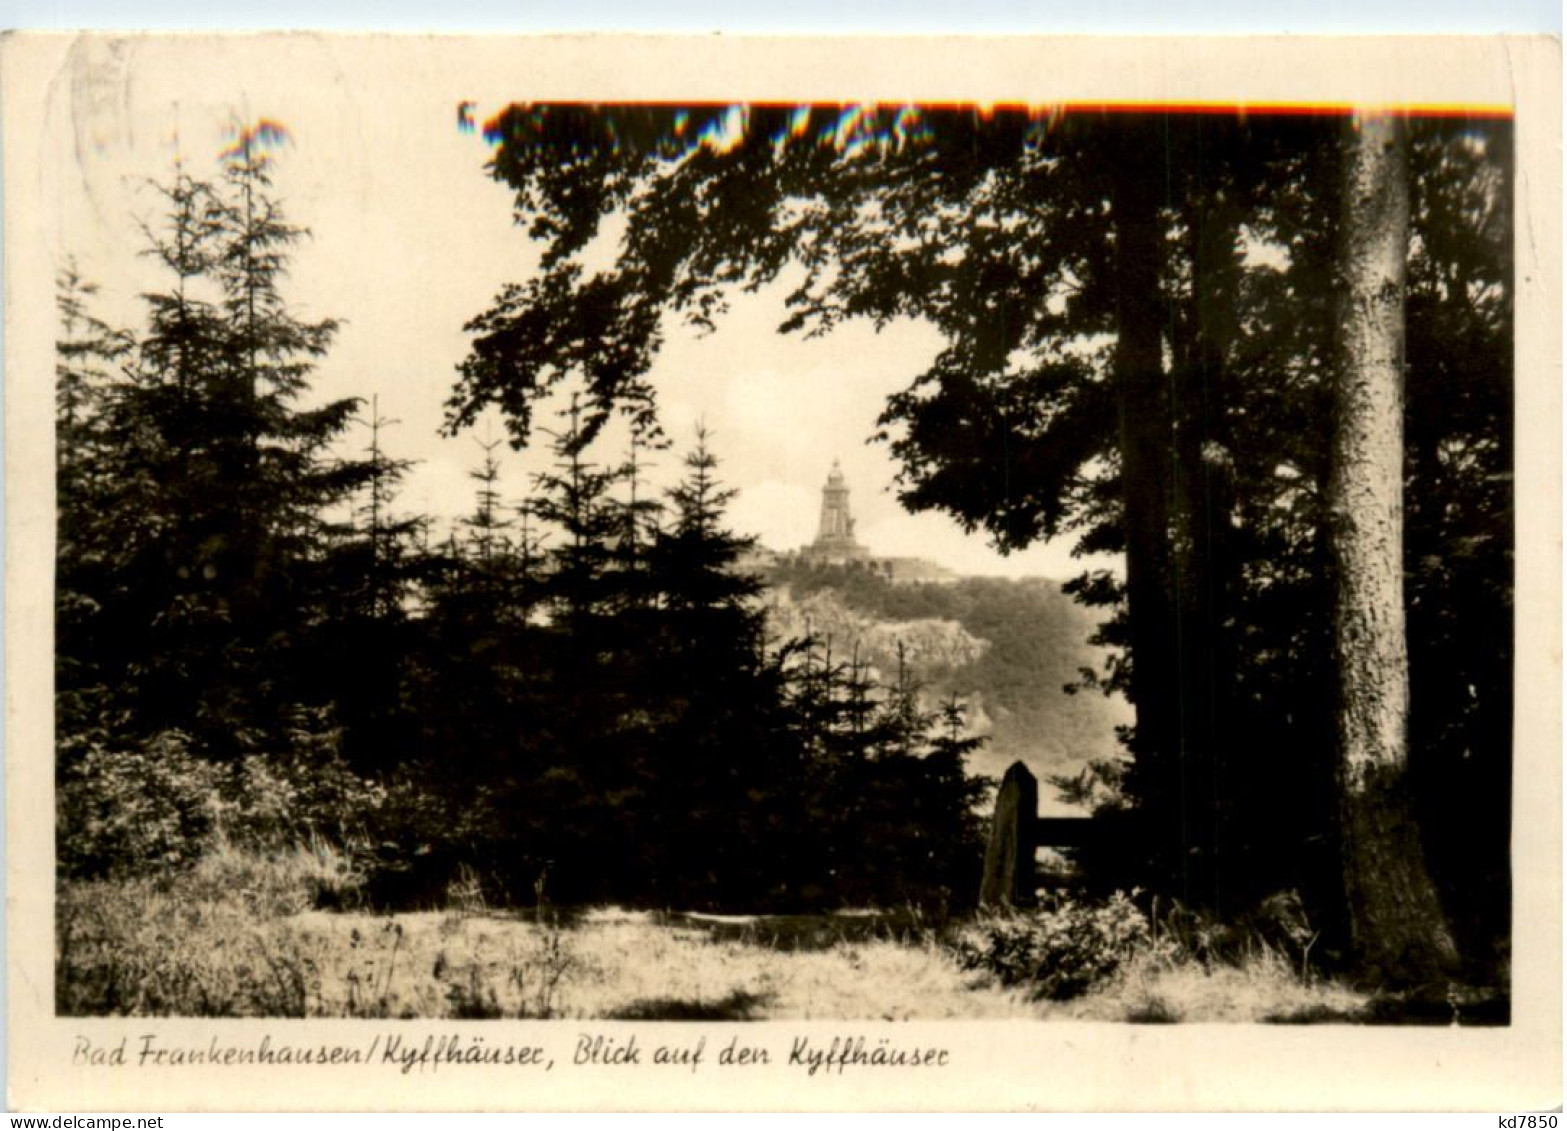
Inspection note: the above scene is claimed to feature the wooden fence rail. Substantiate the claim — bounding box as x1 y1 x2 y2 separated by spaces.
979 760 1103 907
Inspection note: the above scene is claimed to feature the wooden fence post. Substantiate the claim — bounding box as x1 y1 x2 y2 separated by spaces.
980 761 1038 908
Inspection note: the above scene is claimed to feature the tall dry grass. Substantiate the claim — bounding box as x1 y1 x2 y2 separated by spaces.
57 846 1043 1019
56 836 362 1016
1064 946 1370 1023
58 846 1371 1022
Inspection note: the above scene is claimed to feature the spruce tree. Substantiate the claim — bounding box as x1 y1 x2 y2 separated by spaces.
311 398 422 775
532 395 623 640
613 429 666 613
640 426 786 904
65 124 366 752
352 397 422 623
54 263 133 745
460 433 515 607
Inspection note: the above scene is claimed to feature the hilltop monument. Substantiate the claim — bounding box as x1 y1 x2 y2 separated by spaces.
794 461 954 583
805 459 871 563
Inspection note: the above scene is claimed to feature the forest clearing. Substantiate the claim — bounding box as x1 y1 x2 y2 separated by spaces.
58 842 1384 1024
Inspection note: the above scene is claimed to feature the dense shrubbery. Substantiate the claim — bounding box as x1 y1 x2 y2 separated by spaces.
944 890 1388 1022
218 710 387 850
58 716 384 885
57 731 221 878
950 891 1163 1000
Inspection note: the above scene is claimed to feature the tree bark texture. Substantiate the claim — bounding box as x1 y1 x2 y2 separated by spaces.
1330 114 1459 983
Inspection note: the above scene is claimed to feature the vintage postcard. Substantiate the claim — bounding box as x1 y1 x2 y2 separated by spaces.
5 32 1561 1111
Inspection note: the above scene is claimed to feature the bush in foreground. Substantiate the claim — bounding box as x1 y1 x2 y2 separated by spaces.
58 713 386 890
948 891 1163 1000
947 890 1371 1022
56 731 223 878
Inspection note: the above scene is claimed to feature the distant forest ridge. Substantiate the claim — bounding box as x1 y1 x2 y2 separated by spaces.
762 560 1132 810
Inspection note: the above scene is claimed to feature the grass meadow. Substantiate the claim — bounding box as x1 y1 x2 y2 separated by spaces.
56 842 1381 1024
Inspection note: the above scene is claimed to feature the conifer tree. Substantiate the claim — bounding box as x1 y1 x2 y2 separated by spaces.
641 426 804 906
351 396 421 623
460 433 515 607
872 640 928 760
532 394 624 640
510 496 550 625
650 425 758 619
309 397 424 775
62 124 366 752
613 429 666 612
56 261 130 486
54 264 133 744
207 121 359 627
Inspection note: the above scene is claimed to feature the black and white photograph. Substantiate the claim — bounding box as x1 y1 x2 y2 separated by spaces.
6 32 1559 1112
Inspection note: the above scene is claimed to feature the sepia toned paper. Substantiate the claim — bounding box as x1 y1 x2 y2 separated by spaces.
5 32 1560 1112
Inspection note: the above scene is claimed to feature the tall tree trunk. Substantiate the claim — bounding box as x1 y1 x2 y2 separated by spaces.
1107 122 1188 899
1330 114 1459 983
1172 180 1243 912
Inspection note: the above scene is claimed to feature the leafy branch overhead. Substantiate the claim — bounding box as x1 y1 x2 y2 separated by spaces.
452 105 1133 548
457 107 1357 557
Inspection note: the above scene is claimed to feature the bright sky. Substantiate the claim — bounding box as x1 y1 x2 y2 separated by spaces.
44 36 1115 578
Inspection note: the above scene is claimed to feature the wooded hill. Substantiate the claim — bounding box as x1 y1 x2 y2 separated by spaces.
763 561 1133 808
